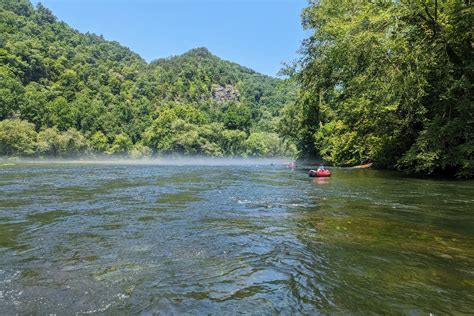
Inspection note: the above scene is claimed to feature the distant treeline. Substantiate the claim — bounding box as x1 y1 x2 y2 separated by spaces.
0 0 296 158
279 1 473 177
0 118 291 158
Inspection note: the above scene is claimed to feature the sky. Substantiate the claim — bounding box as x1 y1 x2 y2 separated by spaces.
31 0 308 77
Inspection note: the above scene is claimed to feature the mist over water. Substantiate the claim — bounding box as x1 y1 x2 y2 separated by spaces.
0 162 473 314
1 156 292 167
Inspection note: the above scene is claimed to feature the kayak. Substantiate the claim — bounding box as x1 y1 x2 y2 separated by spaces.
308 169 331 177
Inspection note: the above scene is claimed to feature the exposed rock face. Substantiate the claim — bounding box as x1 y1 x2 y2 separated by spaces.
211 84 240 102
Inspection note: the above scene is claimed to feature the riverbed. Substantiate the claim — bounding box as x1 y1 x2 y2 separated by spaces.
0 161 473 314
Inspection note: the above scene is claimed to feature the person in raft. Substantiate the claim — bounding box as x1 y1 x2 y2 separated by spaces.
318 164 325 171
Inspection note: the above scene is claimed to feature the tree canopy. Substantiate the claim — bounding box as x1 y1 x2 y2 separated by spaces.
280 0 473 177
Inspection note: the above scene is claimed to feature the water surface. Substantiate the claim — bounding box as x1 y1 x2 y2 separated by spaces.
0 162 473 314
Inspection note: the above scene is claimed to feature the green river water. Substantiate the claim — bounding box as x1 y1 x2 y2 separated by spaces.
0 161 473 314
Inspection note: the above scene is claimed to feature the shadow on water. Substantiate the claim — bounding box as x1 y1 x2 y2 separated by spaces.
290 169 474 313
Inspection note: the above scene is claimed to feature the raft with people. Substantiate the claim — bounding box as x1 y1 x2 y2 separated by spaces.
308 165 331 177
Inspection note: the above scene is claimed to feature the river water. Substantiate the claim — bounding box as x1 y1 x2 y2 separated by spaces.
0 161 473 314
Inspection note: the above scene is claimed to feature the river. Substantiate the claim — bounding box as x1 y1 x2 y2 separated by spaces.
0 161 473 314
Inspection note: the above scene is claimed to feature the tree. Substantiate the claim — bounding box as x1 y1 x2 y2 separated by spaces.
287 0 473 177
60 128 88 156
221 129 246 156
36 127 62 156
108 133 132 155
129 143 152 159
47 97 78 131
37 127 88 156
89 131 109 152
223 102 251 130
142 106 179 152
34 2 56 24
0 0 34 16
20 82 48 128
0 67 25 120
0 119 37 156
245 132 283 157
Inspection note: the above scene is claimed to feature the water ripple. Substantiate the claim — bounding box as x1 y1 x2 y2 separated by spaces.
0 163 473 314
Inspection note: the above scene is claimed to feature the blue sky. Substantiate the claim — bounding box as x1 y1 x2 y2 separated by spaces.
31 0 308 76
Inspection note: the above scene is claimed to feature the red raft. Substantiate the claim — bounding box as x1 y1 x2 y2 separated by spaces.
308 169 331 177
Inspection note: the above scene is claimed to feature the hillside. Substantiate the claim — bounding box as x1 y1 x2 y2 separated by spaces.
0 0 296 158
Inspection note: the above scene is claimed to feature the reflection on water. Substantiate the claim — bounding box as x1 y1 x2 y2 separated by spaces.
0 163 473 314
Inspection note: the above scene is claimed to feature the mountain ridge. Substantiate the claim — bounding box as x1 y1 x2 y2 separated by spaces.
0 0 296 158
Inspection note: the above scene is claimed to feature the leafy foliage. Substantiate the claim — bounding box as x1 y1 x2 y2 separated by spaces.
0 119 36 155
280 0 473 177
0 1 295 158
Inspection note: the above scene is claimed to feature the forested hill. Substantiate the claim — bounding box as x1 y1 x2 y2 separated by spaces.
140 47 293 121
0 0 295 158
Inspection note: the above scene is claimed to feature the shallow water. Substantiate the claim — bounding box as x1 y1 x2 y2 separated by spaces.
0 162 473 314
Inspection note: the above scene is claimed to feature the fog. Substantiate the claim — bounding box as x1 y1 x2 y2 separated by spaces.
1 156 292 167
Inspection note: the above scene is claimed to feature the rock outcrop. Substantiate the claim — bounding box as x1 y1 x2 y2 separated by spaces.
211 84 240 102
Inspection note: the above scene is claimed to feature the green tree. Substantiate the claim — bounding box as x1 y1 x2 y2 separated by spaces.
47 97 78 131
20 82 48 128
36 127 88 156
36 127 62 156
223 102 251 130
286 0 473 177
89 131 109 152
142 107 179 152
108 133 132 155
0 119 37 156
60 128 88 156
245 132 282 157
0 67 25 119
129 143 152 159
221 129 246 156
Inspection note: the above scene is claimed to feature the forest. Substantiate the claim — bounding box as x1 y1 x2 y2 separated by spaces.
0 0 472 177
279 0 472 178
0 0 296 158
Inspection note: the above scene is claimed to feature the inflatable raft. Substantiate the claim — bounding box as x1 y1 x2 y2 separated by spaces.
308 169 331 177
